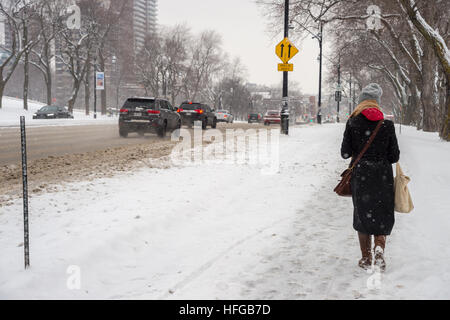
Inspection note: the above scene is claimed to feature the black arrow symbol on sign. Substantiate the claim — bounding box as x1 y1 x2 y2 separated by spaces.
288 44 292 58
280 44 284 57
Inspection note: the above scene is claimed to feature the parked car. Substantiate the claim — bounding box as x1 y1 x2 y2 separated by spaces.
118 97 181 138
177 101 217 129
33 105 73 119
264 110 281 125
248 113 263 123
216 110 234 123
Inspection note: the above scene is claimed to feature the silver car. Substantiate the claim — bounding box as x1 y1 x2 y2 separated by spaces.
216 110 234 123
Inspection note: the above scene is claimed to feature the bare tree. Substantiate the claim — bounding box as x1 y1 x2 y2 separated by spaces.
0 0 40 109
56 26 92 113
183 30 223 101
31 0 67 106
399 0 450 139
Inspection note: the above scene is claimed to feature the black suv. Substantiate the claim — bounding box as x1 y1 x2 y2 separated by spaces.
119 97 181 138
177 102 217 130
248 113 262 123
33 105 74 119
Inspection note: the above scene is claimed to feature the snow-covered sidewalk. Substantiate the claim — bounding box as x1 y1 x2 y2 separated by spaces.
0 124 449 299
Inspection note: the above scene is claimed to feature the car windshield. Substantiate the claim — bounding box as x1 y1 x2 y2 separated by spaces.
123 98 156 109
40 106 58 112
180 103 202 110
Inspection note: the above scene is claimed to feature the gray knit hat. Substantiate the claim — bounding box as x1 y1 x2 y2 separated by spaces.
358 83 383 105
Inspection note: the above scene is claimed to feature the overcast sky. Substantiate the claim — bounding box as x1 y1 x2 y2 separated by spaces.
158 0 329 95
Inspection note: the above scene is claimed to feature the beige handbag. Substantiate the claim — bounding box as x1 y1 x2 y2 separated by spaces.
394 163 414 213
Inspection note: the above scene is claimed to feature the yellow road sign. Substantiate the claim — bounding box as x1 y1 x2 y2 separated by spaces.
278 63 294 72
275 38 299 63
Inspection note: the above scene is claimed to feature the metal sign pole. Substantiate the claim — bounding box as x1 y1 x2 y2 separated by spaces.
20 116 30 269
317 22 323 125
400 106 403 135
94 60 97 120
281 0 290 135
337 64 341 123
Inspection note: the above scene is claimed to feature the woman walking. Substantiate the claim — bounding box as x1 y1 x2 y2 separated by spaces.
341 83 400 271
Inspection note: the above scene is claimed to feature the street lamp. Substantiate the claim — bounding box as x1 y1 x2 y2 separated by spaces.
93 55 97 119
111 55 118 114
229 87 234 117
312 21 323 125
335 79 342 123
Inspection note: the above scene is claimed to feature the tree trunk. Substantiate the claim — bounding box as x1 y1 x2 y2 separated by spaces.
441 80 450 140
405 85 420 126
23 51 29 111
0 83 4 109
23 21 29 111
420 43 439 132
68 80 82 114
45 64 52 105
99 53 107 115
116 77 121 110
84 74 90 116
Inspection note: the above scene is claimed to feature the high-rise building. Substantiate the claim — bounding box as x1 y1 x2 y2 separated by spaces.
133 0 157 51
0 14 12 57
0 16 5 47
46 0 158 108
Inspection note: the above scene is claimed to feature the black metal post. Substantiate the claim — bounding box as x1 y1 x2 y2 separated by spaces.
94 58 97 119
353 79 356 112
400 106 403 134
20 116 30 269
281 0 289 135
337 63 341 123
349 73 352 115
317 21 323 125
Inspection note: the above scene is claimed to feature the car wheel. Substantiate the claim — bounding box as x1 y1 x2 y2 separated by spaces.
202 118 207 130
157 121 167 137
119 127 128 138
212 118 217 129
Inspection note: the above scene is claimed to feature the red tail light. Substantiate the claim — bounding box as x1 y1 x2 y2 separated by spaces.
258 115 261 119
177 108 184 113
195 109 203 114
147 110 160 114
120 109 129 114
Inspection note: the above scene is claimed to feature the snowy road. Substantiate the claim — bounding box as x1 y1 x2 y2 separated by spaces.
0 124 163 165
0 124 449 299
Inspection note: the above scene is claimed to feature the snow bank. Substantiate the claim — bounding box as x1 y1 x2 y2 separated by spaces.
0 123 449 299
0 97 117 128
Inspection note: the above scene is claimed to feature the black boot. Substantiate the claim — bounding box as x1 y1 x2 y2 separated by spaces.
374 235 386 272
358 232 372 270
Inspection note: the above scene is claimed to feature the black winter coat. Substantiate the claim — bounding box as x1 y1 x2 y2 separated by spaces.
341 114 400 236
